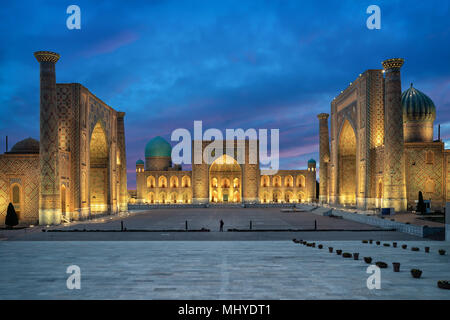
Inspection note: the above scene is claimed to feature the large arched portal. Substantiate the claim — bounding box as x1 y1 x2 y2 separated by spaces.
209 154 242 203
89 122 109 213
338 120 357 206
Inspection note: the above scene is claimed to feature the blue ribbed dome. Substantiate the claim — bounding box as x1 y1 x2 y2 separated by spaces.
145 136 172 158
136 159 144 165
308 158 316 164
402 84 436 122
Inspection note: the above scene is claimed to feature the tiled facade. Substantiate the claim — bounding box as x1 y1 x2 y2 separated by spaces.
0 51 127 225
135 140 317 204
319 58 450 211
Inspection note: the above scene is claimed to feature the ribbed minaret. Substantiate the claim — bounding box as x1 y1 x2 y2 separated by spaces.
34 51 61 225
381 58 407 212
317 113 330 204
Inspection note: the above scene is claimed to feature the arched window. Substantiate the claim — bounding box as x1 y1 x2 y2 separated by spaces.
285 176 293 187
233 178 240 188
261 176 270 187
211 177 218 188
182 176 191 188
222 178 230 188
158 176 167 188
273 176 281 187
170 176 179 188
296 175 305 187
147 176 156 188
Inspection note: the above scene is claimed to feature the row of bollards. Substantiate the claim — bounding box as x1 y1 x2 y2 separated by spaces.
292 238 449 287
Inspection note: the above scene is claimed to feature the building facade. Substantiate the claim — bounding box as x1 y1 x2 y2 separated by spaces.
0 51 127 225
318 58 450 212
134 138 316 204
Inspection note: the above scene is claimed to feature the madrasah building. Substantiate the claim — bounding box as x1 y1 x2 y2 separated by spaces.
0 51 128 226
132 139 317 205
318 58 450 212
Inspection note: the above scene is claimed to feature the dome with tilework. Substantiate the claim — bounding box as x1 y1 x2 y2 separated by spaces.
402 84 436 122
9 137 39 154
136 159 144 165
145 136 172 158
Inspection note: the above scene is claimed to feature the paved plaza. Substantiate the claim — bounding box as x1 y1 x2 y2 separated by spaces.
0 240 449 299
2 207 423 241
1 208 448 299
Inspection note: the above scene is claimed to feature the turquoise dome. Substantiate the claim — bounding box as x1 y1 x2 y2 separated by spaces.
136 159 144 165
308 158 316 164
402 84 436 122
145 136 172 158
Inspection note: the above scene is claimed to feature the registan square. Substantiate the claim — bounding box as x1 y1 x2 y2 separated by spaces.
0 1 449 303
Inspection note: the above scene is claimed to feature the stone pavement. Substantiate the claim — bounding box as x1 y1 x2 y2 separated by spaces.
1 207 423 241
0 241 449 299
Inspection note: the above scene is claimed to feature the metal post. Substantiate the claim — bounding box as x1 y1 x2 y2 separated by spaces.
185 220 188 231
250 220 252 230
314 220 317 230
121 220 123 231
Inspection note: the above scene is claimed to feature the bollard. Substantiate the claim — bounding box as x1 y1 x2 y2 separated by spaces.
185 220 188 231
121 220 123 232
250 220 252 230
314 220 317 230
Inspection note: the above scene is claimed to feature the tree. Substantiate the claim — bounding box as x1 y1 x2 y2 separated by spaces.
5 203 19 229
417 191 426 214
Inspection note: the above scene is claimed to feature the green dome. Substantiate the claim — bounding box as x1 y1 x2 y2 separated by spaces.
145 136 172 158
136 159 144 165
402 84 436 122
308 158 316 164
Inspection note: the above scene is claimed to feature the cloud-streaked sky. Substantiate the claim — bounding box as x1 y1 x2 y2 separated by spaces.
1 0 449 188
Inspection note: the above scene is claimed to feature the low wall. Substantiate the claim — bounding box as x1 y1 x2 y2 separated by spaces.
331 209 442 238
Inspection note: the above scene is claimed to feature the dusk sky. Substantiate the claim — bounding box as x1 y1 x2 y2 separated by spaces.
1 0 449 188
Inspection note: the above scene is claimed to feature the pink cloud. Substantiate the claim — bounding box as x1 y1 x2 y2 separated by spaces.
83 30 139 57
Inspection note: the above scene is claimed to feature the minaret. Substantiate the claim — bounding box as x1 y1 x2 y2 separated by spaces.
317 113 330 204
381 58 407 212
34 51 61 225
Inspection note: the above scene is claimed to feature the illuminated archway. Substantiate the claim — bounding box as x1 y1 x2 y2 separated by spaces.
296 175 305 187
285 176 293 187
61 184 67 214
159 176 167 188
10 183 21 219
209 154 241 203
182 176 191 188
338 120 356 206
89 121 109 213
147 176 156 188
261 175 270 187
273 175 282 187
170 176 179 188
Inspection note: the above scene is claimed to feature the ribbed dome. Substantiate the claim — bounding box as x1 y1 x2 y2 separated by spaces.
145 136 172 158
402 84 436 122
9 137 39 154
136 159 144 165
307 158 316 164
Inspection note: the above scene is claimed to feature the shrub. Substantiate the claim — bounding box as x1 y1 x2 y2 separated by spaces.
425 247 430 253
417 191 426 214
375 261 388 268
336 249 342 255
318 244 323 249
411 269 422 279
342 252 352 258
402 244 407 249
362 240 368 244
328 247 333 253
383 243 390 247
411 247 420 252
376 241 381 245
5 203 19 229
364 257 372 264
437 280 450 290
439 249 446 256
353 253 359 260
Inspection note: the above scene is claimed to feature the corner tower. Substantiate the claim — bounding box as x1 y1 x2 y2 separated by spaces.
317 113 330 204
381 58 407 211
34 51 61 225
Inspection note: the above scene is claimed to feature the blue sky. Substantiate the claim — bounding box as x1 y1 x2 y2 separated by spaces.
1 0 449 188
